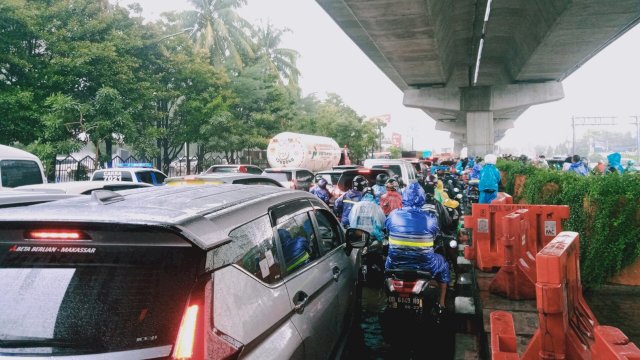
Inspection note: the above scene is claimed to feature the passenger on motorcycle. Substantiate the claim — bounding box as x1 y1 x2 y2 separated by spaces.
380 178 403 216
479 154 501 204
309 178 330 205
372 173 389 204
334 175 368 227
348 187 386 242
385 183 450 311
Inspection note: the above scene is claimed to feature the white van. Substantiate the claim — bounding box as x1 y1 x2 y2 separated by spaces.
0 145 47 189
363 158 418 186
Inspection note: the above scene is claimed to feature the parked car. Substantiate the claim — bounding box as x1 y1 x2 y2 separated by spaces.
332 165 362 171
204 164 264 175
165 173 284 187
90 163 167 186
315 169 345 189
262 167 314 191
0 144 47 189
0 184 364 359
331 168 393 207
16 181 152 194
363 158 419 186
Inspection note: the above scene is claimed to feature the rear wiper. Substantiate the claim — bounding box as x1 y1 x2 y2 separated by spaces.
0 338 95 349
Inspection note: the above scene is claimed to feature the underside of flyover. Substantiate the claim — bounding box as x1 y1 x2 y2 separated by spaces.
317 0 640 155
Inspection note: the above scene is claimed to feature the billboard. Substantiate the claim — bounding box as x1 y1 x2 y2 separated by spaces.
391 133 402 147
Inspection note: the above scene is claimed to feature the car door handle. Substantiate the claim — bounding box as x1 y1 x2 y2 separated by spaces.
332 266 342 281
293 291 309 314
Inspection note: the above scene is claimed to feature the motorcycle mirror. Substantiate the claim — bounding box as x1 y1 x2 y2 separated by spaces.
449 239 458 249
345 228 371 249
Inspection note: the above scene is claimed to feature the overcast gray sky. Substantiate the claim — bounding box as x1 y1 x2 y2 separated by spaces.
114 0 640 155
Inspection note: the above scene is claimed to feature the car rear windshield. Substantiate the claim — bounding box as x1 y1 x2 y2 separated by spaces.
371 164 401 177
92 170 133 182
263 171 292 181
337 170 386 192
0 160 43 188
208 166 239 173
0 226 200 357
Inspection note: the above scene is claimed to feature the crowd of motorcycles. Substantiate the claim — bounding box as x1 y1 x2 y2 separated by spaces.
349 165 479 350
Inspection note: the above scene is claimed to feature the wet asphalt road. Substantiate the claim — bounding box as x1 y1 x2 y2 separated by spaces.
342 285 456 360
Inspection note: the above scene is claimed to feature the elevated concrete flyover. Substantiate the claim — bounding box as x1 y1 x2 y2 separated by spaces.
316 0 640 155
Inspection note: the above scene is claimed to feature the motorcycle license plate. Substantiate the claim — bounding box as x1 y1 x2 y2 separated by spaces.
388 296 422 310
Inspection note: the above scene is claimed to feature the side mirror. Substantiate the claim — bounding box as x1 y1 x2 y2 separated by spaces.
345 228 371 249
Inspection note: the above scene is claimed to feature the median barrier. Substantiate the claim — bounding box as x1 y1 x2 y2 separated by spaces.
490 232 640 359
464 203 569 272
489 210 536 300
491 192 513 205
490 311 520 360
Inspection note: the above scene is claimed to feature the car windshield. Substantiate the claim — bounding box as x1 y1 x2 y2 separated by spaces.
0 160 43 188
263 172 292 181
0 228 198 356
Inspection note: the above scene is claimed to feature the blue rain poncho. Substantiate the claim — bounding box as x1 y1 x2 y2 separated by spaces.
334 189 363 226
372 184 387 204
310 185 330 204
279 228 311 272
348 193 386 241
479 163 501 204
607 152 625 174
385 183 450 284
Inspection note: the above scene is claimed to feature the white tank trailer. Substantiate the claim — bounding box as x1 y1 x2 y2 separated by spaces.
267 132 342 172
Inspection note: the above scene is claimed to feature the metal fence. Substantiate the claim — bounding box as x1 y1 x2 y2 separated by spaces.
55 150 269 182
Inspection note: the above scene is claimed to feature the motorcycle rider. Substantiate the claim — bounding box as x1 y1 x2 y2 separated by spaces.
385 183 450 313
372 173 389 204
309 178 330 205
479 154 501 204
349 187 386 243
334 175 368 227
380 178 403 216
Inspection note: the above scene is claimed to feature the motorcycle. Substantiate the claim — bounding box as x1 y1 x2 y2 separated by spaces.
359 235 387 286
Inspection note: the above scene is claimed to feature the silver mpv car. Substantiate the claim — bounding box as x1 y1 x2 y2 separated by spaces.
0 185 362 359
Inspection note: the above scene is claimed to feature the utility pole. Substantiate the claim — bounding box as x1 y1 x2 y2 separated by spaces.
632 116 640 162
570 116 617 156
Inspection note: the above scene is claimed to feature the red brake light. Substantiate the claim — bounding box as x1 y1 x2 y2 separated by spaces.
358 170 371 174
25 230 90 241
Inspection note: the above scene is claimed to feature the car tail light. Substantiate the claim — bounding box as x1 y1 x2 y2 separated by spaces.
24 230 91 241
172 280 243 360
358 169 371 174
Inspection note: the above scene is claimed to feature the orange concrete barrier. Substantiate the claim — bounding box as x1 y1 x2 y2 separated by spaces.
464 204 569 272
489 209 536 300
491 232 640 360
490 311 520 360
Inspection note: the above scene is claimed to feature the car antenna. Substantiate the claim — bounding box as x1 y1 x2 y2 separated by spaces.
90 190 125 205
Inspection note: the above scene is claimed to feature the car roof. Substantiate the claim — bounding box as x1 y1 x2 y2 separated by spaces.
209 164 260 168
263 167 310 172
0 189 77 207
0 184 315 250
16 181 153 194
0 144 40 161
94 168 163 172
364 158 411 164
166 173 283 186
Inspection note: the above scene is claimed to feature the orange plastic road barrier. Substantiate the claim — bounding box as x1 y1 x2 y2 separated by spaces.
491 192 513 205
521 232 640 360
490 311 520 360
489 209 536 300
464 204 569 272
491 232 640 360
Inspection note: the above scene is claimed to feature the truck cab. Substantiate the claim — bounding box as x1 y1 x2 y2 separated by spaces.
0 145 47 189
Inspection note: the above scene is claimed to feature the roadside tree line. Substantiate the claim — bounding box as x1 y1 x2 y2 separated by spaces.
0 0 380 178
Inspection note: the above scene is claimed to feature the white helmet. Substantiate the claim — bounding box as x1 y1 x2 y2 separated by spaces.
485 154 497 165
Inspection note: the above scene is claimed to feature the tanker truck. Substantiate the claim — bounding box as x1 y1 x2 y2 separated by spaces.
266 132 342 172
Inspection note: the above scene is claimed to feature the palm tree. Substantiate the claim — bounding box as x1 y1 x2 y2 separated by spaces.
254 22 300 91
182 0 254 69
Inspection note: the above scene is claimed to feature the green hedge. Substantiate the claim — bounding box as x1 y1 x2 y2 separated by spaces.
496 160 640 287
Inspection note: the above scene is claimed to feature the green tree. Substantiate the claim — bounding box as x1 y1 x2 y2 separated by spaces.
253 23 300 94
181 0 254 69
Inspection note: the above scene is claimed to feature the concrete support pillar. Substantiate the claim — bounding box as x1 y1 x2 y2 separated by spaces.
453 140 464 155
466 111 494 156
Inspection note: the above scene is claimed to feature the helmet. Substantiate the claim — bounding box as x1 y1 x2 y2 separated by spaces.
425 174 438 186
362 187 374 197
317 178 327 188
352 175 368 191
376 173 389 186
385 178 398 191
485 154 497 165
